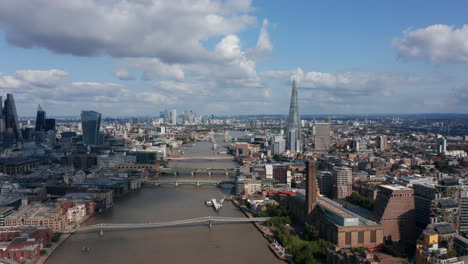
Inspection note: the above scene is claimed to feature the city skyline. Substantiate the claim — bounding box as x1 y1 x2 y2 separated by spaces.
0 1 467 117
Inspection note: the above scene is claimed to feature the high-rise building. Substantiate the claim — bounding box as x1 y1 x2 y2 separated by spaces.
0 97 5 135
374 185 416 243
81 111 102 145
460 188 468 235
2 94 22 147
35 105 46 131
437 136 447 154
170 109 177 125
352 139 360 151
286 80 302 153
270 135 285 155
314 122 331 152
377 135 388 150
45 118 56 132
332 167 352 199
317 171 333 198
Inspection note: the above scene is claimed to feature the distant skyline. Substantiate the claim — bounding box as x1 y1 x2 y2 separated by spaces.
0 0 467 116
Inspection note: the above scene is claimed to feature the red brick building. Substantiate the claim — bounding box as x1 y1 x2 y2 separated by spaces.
374 185 416 243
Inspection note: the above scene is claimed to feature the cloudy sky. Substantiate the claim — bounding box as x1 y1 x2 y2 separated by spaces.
0 0 467 117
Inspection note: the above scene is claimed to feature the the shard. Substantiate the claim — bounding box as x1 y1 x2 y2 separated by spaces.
286 79 302 153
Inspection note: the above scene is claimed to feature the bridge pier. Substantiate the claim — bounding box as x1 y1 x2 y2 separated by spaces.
208 216 212 228
196 181 200 187
191 171 194 176
208 172 212 176
175 181 179 187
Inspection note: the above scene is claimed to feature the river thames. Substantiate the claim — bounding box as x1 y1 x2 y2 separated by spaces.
46 140 281 264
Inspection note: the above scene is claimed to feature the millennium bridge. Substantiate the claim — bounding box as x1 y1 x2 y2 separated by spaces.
143 179 236 187
168 156 235 161
63 216 270 233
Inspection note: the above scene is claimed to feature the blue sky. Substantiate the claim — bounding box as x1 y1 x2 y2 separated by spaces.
0 0 467 117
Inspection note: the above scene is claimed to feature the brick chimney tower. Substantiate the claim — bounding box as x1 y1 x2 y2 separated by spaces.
306 160 317 217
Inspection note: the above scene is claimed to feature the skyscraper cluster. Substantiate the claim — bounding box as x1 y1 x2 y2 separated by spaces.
0 94 22 147
286 80 302 153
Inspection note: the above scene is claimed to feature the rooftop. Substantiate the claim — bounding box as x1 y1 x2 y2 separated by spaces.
379 184 412 191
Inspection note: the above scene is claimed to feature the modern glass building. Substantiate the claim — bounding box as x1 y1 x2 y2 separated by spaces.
3 94 22 146
81 110 102 145
286 80 302 153
35 105 46 131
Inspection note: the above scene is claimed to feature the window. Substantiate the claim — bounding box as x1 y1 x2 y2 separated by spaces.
358 231 364 244
345 232 351 245
371 230 376 243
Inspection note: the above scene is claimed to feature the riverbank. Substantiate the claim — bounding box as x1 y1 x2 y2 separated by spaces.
231 199 292 263
38 212 96 264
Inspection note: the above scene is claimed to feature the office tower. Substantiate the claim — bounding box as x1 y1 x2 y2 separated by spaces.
270 135 285 155
163 110 169 124
0 97 5 134
3 94 22 147
45 118 56 132
35 105 46 131
286 80 302 153
81 110 102 145
374 185 416 243
460 188 468 235
171 109 177 125
377 135 388 150
314 122 331 151
332 166 352 199
317 171 333 198
437 136 447 154
352 139 360 151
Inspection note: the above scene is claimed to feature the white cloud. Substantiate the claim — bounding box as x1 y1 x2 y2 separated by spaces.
392 24 468 63
0 0 256 63
119 58 185 81
256 19 272 52
15 69 68 87
0 75 24 89
112 69 135 81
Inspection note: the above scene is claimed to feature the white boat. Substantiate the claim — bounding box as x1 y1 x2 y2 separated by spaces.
205 200 213 206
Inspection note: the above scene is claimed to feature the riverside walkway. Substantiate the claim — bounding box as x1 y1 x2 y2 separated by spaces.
62 216 270 233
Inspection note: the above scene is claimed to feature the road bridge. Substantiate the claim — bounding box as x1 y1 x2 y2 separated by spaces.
158 168 237 176
63 216 270 233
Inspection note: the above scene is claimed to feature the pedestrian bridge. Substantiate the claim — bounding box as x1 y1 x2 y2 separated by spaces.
63 216 270 233
168 156 234 161
144 179 236 187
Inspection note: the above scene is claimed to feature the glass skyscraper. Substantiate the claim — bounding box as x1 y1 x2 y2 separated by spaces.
286 80 302 153
3 94 22 146
81 110 102 145
35 105 46 131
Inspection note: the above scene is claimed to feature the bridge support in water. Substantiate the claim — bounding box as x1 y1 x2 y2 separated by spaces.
208 216 212 229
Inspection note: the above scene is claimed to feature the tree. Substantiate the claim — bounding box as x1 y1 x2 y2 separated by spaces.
273 154 282 162
303 224 320 241
391 163 401 171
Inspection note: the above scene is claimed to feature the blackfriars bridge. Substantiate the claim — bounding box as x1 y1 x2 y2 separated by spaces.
63 216 270 233
159 168 238 176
